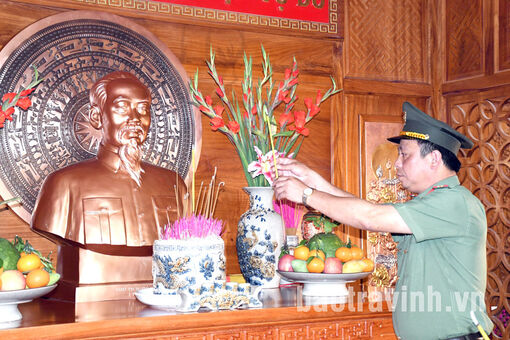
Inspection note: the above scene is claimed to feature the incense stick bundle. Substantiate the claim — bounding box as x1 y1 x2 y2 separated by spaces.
162 168 225 240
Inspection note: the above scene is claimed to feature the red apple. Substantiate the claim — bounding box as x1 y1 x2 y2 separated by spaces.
278 254 295 272
0 270 26 291
323 257 343 274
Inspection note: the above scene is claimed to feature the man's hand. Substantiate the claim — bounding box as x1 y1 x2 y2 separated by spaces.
272 176 307 203
273 157 346 197
273 157 319 188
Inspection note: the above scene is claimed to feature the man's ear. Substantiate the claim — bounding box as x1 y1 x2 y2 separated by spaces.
89 105 102 129
430 150 442 168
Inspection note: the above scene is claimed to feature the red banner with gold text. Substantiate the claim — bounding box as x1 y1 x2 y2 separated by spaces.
150 0 330 23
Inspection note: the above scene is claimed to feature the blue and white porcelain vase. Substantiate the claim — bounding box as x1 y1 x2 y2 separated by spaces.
236 186 284 288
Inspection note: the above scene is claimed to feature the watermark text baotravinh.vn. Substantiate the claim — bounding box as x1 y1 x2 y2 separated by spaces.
296 285 486 313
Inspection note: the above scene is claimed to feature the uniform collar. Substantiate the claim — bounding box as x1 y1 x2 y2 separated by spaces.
97 144 122 173
416 175 460 198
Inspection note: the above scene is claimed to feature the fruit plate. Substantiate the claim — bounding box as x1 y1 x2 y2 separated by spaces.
0 284 57 323
277 271 370 297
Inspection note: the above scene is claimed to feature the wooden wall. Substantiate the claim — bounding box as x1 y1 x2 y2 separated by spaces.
0 0 341 275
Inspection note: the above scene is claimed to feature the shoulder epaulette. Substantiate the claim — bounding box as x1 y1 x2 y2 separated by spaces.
425 185 449 195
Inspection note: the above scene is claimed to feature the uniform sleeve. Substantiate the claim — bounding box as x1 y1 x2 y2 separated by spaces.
392 189 469 242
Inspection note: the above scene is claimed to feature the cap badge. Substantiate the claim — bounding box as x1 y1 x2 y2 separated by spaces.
400 131 429 140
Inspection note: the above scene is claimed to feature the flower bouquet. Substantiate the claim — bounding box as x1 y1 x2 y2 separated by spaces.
190 46 341 186
0 65 43 211
0 65 43 128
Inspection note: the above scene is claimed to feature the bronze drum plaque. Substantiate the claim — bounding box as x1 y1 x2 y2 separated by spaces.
0 11 200 223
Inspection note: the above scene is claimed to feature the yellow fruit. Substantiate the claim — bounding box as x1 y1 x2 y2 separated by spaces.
17 253 42 273
294 246 310 261
335 247 352 262
342 260 364 273
306 257 325 273
26 269 50 288
350 246 364 260
360 258 375 272
308 249 325 261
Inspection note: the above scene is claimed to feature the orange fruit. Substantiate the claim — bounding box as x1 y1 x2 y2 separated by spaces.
294 246 310 261
335 247 352 262
26 269 50 288
350 246 364 260
17 253 42 273
308 249 325 261
360 258 375 272
306 257 325 273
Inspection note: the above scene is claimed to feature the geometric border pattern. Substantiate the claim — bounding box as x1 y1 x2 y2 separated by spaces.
71 0 339 34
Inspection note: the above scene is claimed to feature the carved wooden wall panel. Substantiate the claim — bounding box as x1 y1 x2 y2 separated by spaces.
163 318 397 339
445 0 484 81
345 0 428 82
498 0 510 71
448 88 510 339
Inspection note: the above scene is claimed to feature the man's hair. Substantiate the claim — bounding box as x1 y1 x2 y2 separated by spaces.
89 71 142 109
417 139 461 172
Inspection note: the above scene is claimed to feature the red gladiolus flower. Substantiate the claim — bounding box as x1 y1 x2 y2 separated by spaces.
227 120 240 134
218 75 224 85
2 92 16 104
0 107 14 128
216 87 224 97
305 97 320 117
288 78 298 87
279 111 294 127
279 81 284 91
278 90 289 102
242 110 249 119
199 105 210 114
284 69 291 80
292 70 299 78
16 97 32 110
316 90 323 105
210 116 224 131
4 107 14 117
195 94 202 102
283 96 292 104
20 88 35 96
310 105 320 117
205 95 213 106
304 97 313 111
214 105 224 116
289 111 309 136
243 93 248 103
251 105 257 115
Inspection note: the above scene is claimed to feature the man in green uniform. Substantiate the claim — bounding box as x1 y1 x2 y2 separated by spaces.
273 102 493 339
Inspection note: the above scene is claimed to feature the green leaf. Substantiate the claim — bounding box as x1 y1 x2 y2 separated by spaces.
274 131 293 137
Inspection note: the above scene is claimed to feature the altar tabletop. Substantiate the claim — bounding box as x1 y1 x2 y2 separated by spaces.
0 285 397 339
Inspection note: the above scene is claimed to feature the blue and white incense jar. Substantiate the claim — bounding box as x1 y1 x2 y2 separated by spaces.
152 236 226 295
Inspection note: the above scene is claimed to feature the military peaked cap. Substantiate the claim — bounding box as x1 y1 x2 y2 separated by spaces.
387 102 473 155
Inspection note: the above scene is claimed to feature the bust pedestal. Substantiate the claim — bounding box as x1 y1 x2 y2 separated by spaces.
49 244 152 302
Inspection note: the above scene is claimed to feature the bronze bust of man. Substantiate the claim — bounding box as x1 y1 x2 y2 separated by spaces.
31 72 185 297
